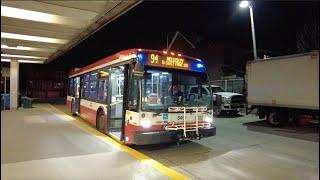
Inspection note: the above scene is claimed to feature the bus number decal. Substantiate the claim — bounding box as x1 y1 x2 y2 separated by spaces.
150 54 159 64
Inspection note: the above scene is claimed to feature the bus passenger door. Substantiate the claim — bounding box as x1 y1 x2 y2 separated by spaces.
74 76 81 113
107 65 128 141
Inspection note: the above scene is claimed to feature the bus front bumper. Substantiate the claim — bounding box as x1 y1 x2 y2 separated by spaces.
133 127 216 145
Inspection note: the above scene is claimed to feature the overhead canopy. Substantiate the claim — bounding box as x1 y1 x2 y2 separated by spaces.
1 0 142 64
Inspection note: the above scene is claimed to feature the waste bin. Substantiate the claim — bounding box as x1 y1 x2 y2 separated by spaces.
22 97 33 108
1 94 10 110
1 95 4 110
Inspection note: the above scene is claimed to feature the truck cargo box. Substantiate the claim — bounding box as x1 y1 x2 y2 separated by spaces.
246 51 319 110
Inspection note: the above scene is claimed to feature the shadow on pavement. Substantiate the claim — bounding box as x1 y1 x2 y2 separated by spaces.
132 140 229 166
215 113 244 118
243 120 319 142
132 140 193 151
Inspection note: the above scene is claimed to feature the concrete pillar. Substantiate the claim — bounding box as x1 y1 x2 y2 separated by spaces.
10 59 19 109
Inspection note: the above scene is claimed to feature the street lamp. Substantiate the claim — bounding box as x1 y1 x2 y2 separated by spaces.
239 1 258 60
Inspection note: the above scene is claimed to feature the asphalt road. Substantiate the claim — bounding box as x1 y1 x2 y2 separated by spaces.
136 114 319 180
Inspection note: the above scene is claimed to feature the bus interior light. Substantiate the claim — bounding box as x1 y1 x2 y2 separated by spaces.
170 52 175 55
163 51 167 54
178 53 182 56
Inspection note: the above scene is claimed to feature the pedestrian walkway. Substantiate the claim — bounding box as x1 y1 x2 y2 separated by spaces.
1 104 184 180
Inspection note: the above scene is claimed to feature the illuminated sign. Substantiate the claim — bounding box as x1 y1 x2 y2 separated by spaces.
137 52 205 72
148 53 189 69
99 70 109 78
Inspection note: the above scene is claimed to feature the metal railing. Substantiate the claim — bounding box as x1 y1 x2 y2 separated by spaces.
211 79 245 94
164 107 209 138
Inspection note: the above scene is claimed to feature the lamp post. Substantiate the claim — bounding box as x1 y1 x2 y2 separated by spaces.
240 1 258 60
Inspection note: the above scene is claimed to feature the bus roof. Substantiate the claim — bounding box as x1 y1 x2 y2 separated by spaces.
69 48 203 77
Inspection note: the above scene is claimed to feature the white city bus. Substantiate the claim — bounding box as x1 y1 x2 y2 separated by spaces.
67 48 216 145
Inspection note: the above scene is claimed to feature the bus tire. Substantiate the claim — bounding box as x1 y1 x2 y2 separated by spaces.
96 109 106 133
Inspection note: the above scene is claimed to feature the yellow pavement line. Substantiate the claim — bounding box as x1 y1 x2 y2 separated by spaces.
48 104 189 180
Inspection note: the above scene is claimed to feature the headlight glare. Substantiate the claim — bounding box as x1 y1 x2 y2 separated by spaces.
204 116 213 123
141 119 151 128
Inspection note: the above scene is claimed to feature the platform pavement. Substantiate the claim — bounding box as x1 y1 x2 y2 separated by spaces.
1 104 182 180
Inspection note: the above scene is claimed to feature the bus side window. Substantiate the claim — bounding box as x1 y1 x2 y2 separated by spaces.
81 74 90 99
69 78 75 97
97 79 107 102
89 81 97 100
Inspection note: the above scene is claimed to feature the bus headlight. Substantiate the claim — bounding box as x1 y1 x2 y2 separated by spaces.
204 116 213 123
141 119 151 128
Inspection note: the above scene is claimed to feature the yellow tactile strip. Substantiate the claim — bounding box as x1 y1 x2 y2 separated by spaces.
48 104 189 180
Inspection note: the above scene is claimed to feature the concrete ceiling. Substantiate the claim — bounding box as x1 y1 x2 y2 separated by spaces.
1 0 142 64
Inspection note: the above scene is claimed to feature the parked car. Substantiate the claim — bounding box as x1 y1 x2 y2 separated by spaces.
189 85 246 116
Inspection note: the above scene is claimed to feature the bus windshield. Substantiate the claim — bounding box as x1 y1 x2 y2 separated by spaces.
141 68 212 111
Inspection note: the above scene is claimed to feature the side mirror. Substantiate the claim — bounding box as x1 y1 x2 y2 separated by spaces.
133 63 144 79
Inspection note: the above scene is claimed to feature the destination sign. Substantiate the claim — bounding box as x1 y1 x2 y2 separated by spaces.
137 52 205 72
147 53 189 70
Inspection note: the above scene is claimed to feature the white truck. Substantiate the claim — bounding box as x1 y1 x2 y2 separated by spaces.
189 85 246 116
246 51 319 126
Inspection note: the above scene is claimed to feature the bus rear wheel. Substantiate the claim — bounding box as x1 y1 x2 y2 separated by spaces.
96 110 106 133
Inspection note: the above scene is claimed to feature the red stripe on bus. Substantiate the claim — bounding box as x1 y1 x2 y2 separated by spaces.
125 123 165 144
69 49 138 76
66 100 71 109
79 105 97 127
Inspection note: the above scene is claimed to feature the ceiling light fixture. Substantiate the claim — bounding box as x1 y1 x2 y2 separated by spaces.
1 54 46 59
1 32 68 44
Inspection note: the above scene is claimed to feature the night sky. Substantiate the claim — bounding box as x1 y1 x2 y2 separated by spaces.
51 1 319 70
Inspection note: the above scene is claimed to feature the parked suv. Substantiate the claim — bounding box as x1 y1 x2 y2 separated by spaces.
189 85 246 116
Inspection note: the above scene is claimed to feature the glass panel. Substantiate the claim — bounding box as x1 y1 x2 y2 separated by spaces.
141 69 212 111
90 72 98 81
108 66 125 139
129 79 138 110
97 79 107 101
190 87 198 94
227 80 233 92
89 81 97 99
69 78 75 96
212 86 225 93
84 74 90 81
83 82 89 98
201 87 208 95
